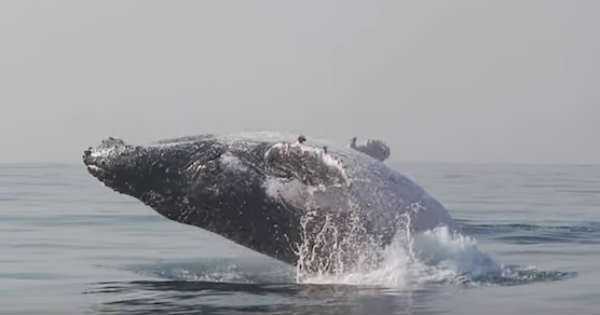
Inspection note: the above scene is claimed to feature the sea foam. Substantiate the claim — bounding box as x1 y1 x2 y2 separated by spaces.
298 219 501 288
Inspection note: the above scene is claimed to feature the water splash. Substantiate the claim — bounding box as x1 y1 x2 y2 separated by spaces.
295 207 382 281
297 217 496 287
296 212 575 287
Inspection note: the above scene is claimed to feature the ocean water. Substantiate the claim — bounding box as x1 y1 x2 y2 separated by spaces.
1 162 599 314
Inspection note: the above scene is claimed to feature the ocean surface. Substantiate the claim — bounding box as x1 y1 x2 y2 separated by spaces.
1 162 599 315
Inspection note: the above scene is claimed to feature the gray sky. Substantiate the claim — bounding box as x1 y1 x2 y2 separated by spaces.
1 1 598 164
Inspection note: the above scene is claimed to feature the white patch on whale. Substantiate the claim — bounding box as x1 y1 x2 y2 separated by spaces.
89 147 115 159
220 152 247 172
86 165 103 172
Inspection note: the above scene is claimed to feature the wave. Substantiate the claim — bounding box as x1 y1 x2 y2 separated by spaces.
458 220 600 244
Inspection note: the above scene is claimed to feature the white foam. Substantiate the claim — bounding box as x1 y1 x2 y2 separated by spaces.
412 226 500 279
299 223 501 288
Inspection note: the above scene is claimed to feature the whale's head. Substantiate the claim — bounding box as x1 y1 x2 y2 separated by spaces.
83 135 314 263
82 135 264 215
83 136 218 199
83 137 150 196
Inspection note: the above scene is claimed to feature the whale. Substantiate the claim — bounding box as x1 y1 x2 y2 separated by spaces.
83 132 452 273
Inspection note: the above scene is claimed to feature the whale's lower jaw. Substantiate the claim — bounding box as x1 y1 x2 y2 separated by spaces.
130 185 305 266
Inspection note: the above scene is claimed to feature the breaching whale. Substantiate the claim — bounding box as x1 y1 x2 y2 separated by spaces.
83 132 452 273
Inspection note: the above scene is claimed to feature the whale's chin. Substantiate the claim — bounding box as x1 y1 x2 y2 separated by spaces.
86 165 104 176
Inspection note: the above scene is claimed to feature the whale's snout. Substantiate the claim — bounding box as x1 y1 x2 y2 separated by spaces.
83 137 125 171
82 137 146 189
83 150 103 177
82 146 105 173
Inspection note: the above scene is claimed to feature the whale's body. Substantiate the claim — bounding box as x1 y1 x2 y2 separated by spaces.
83 132 452 272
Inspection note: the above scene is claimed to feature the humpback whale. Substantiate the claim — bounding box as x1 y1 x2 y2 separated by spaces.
83 132 452 273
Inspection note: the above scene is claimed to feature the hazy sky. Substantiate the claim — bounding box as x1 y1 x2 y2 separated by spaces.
1 1 598 164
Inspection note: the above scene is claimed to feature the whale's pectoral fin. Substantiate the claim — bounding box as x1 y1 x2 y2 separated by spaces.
349 137 391 162
264 142 349 187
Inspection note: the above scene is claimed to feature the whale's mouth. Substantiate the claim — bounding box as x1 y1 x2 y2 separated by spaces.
82 140 126 182
83 148 104 177
85 164 105 177
84 161 110 183
82 137 132 176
